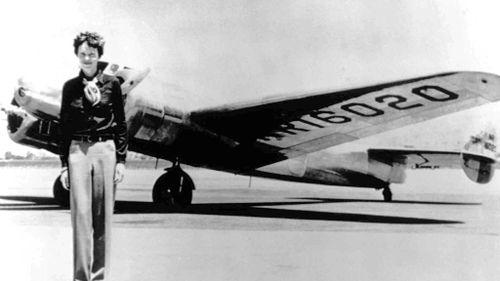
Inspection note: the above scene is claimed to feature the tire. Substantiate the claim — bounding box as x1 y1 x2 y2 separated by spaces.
152 169 194 208
53 175 70 208
382 187 392 202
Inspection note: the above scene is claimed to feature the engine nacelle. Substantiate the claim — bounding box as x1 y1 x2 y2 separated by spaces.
461 153 495 184
5 102 59 154
127 99 183 146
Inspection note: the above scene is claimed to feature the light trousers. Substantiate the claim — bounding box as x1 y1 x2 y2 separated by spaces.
68 140 116 281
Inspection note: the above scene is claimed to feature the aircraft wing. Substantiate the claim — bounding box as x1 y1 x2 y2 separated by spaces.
190 72 500 168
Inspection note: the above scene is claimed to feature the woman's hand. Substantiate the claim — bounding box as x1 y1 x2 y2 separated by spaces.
114 163 125 184
60 168 70 190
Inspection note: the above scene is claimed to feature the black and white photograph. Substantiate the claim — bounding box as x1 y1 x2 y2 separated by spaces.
0 1 499 280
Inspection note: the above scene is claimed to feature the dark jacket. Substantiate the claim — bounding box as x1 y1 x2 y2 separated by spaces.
59 66 128 167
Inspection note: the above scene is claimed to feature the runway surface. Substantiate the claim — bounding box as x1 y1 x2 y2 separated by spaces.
0 166 499 281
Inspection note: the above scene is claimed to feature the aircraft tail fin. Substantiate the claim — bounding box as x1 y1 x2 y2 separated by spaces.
463 127 497 158
461 127 497 184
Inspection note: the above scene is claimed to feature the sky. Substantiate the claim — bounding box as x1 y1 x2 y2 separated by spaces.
1 0 500 155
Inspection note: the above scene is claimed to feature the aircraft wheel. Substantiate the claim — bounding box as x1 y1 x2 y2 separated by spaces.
152 168 194 209
53 175 70 208
382 186 392 202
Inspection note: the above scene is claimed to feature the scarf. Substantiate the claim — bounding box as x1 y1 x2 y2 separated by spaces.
82 77 101 106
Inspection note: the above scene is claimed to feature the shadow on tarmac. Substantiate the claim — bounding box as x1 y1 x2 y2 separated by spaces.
168 198 467 224
293 197 481 206
0 196 66 211
0 195 466 224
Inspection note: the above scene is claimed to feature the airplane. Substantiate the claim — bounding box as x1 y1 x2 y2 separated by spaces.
2 61 500 208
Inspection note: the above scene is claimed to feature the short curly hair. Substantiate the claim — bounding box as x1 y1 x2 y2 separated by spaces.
73 31 105 57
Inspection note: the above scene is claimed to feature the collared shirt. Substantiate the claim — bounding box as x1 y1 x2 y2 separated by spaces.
59 65 128 167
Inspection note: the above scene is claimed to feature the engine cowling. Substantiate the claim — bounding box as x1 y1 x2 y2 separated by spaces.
5 99 60 154
461 152 495 184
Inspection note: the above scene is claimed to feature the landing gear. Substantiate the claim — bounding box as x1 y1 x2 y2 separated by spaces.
152 163 194 209
382 186 393 202
53 175 70 208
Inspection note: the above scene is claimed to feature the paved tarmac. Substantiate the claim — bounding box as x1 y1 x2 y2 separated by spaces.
0 166 499 281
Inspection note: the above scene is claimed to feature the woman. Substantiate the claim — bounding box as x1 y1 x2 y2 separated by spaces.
59 31 128 281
